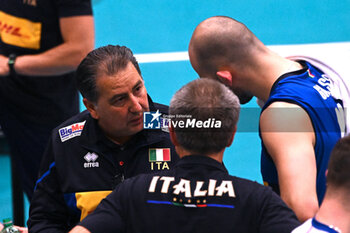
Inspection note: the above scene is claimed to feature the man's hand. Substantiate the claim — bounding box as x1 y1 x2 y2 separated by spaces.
0 223 27 233
15 226 28 233
0 55 10 76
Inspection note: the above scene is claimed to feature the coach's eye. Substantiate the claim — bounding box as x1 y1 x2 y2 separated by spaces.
134 85 143 95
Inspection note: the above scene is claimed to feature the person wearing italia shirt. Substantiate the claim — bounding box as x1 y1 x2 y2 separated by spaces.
69 78 300 233
0 0 94 201
27 45 179 233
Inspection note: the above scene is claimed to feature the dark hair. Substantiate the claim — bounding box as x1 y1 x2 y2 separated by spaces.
169 78 240 154
327 135 350 191
75 45 141 103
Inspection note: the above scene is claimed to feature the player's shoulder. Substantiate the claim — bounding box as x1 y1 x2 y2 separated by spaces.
261 101 306 124
265 101 302 109
260 101 312 133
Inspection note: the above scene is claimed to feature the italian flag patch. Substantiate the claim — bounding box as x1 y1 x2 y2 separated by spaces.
149 148 171 162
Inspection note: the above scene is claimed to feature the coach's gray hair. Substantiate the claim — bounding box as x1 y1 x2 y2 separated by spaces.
169 78 240 154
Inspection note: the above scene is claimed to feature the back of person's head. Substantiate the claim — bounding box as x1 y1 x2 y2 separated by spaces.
169 78 240 154
76 45 141 103
189 16 265 77
327 135 350 193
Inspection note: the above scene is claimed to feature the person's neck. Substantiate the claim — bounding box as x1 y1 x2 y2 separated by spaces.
106 134 132 145
247 51 302 102
315 195 350 233
176 147 224 163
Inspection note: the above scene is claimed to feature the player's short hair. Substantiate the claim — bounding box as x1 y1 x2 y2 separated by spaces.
169 78 240 154
76 45 141 103
327 135 350 191
189 16 261 78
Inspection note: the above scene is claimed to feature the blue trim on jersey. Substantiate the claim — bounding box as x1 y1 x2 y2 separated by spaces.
64 193 81 215
147 200 235 208
34 162 56 191
206 204 235 208
147 200 172 205
312 218 339 233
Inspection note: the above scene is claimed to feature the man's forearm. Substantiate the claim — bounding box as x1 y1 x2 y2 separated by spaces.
13 43 91 76
10 15 94 77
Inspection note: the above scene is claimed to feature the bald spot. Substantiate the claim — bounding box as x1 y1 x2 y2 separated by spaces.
189 16 265 76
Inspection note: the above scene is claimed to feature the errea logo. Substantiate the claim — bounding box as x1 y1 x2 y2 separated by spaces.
84 152 99 168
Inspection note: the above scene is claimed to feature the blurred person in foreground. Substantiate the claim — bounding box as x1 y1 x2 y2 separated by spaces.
292 135 350 233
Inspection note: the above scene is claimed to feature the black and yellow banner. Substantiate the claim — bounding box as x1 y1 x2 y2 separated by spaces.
0 11 41 49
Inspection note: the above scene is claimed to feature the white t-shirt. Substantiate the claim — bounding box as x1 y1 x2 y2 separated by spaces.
292 218 341 233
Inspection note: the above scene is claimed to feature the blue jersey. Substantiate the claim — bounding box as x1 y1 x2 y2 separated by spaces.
260 61 343 204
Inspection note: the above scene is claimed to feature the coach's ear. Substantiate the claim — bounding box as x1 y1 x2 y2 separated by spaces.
169 125 179 146
216 70 233 87
227 126 237 147
83 98 99 120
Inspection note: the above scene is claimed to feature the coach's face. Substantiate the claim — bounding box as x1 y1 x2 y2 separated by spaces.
86 62 149 144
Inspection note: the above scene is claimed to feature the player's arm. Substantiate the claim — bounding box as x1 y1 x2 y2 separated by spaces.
0 15 94 76
260 101 318 222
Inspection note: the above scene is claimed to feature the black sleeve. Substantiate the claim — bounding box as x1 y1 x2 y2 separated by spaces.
78 185 125 233
56 0 93 17
27 136 71 233
148 94 169 115
257 187 301 233
153 102 169 115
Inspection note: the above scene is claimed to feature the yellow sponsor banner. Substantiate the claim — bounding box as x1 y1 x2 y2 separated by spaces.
0 11 41 49
75 190 112 220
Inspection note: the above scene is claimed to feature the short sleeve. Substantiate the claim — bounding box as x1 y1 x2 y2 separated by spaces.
56 0 93 18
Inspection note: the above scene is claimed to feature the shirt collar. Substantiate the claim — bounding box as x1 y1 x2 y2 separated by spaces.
175 155 228 174
268 60 308 100
312 217 341 233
